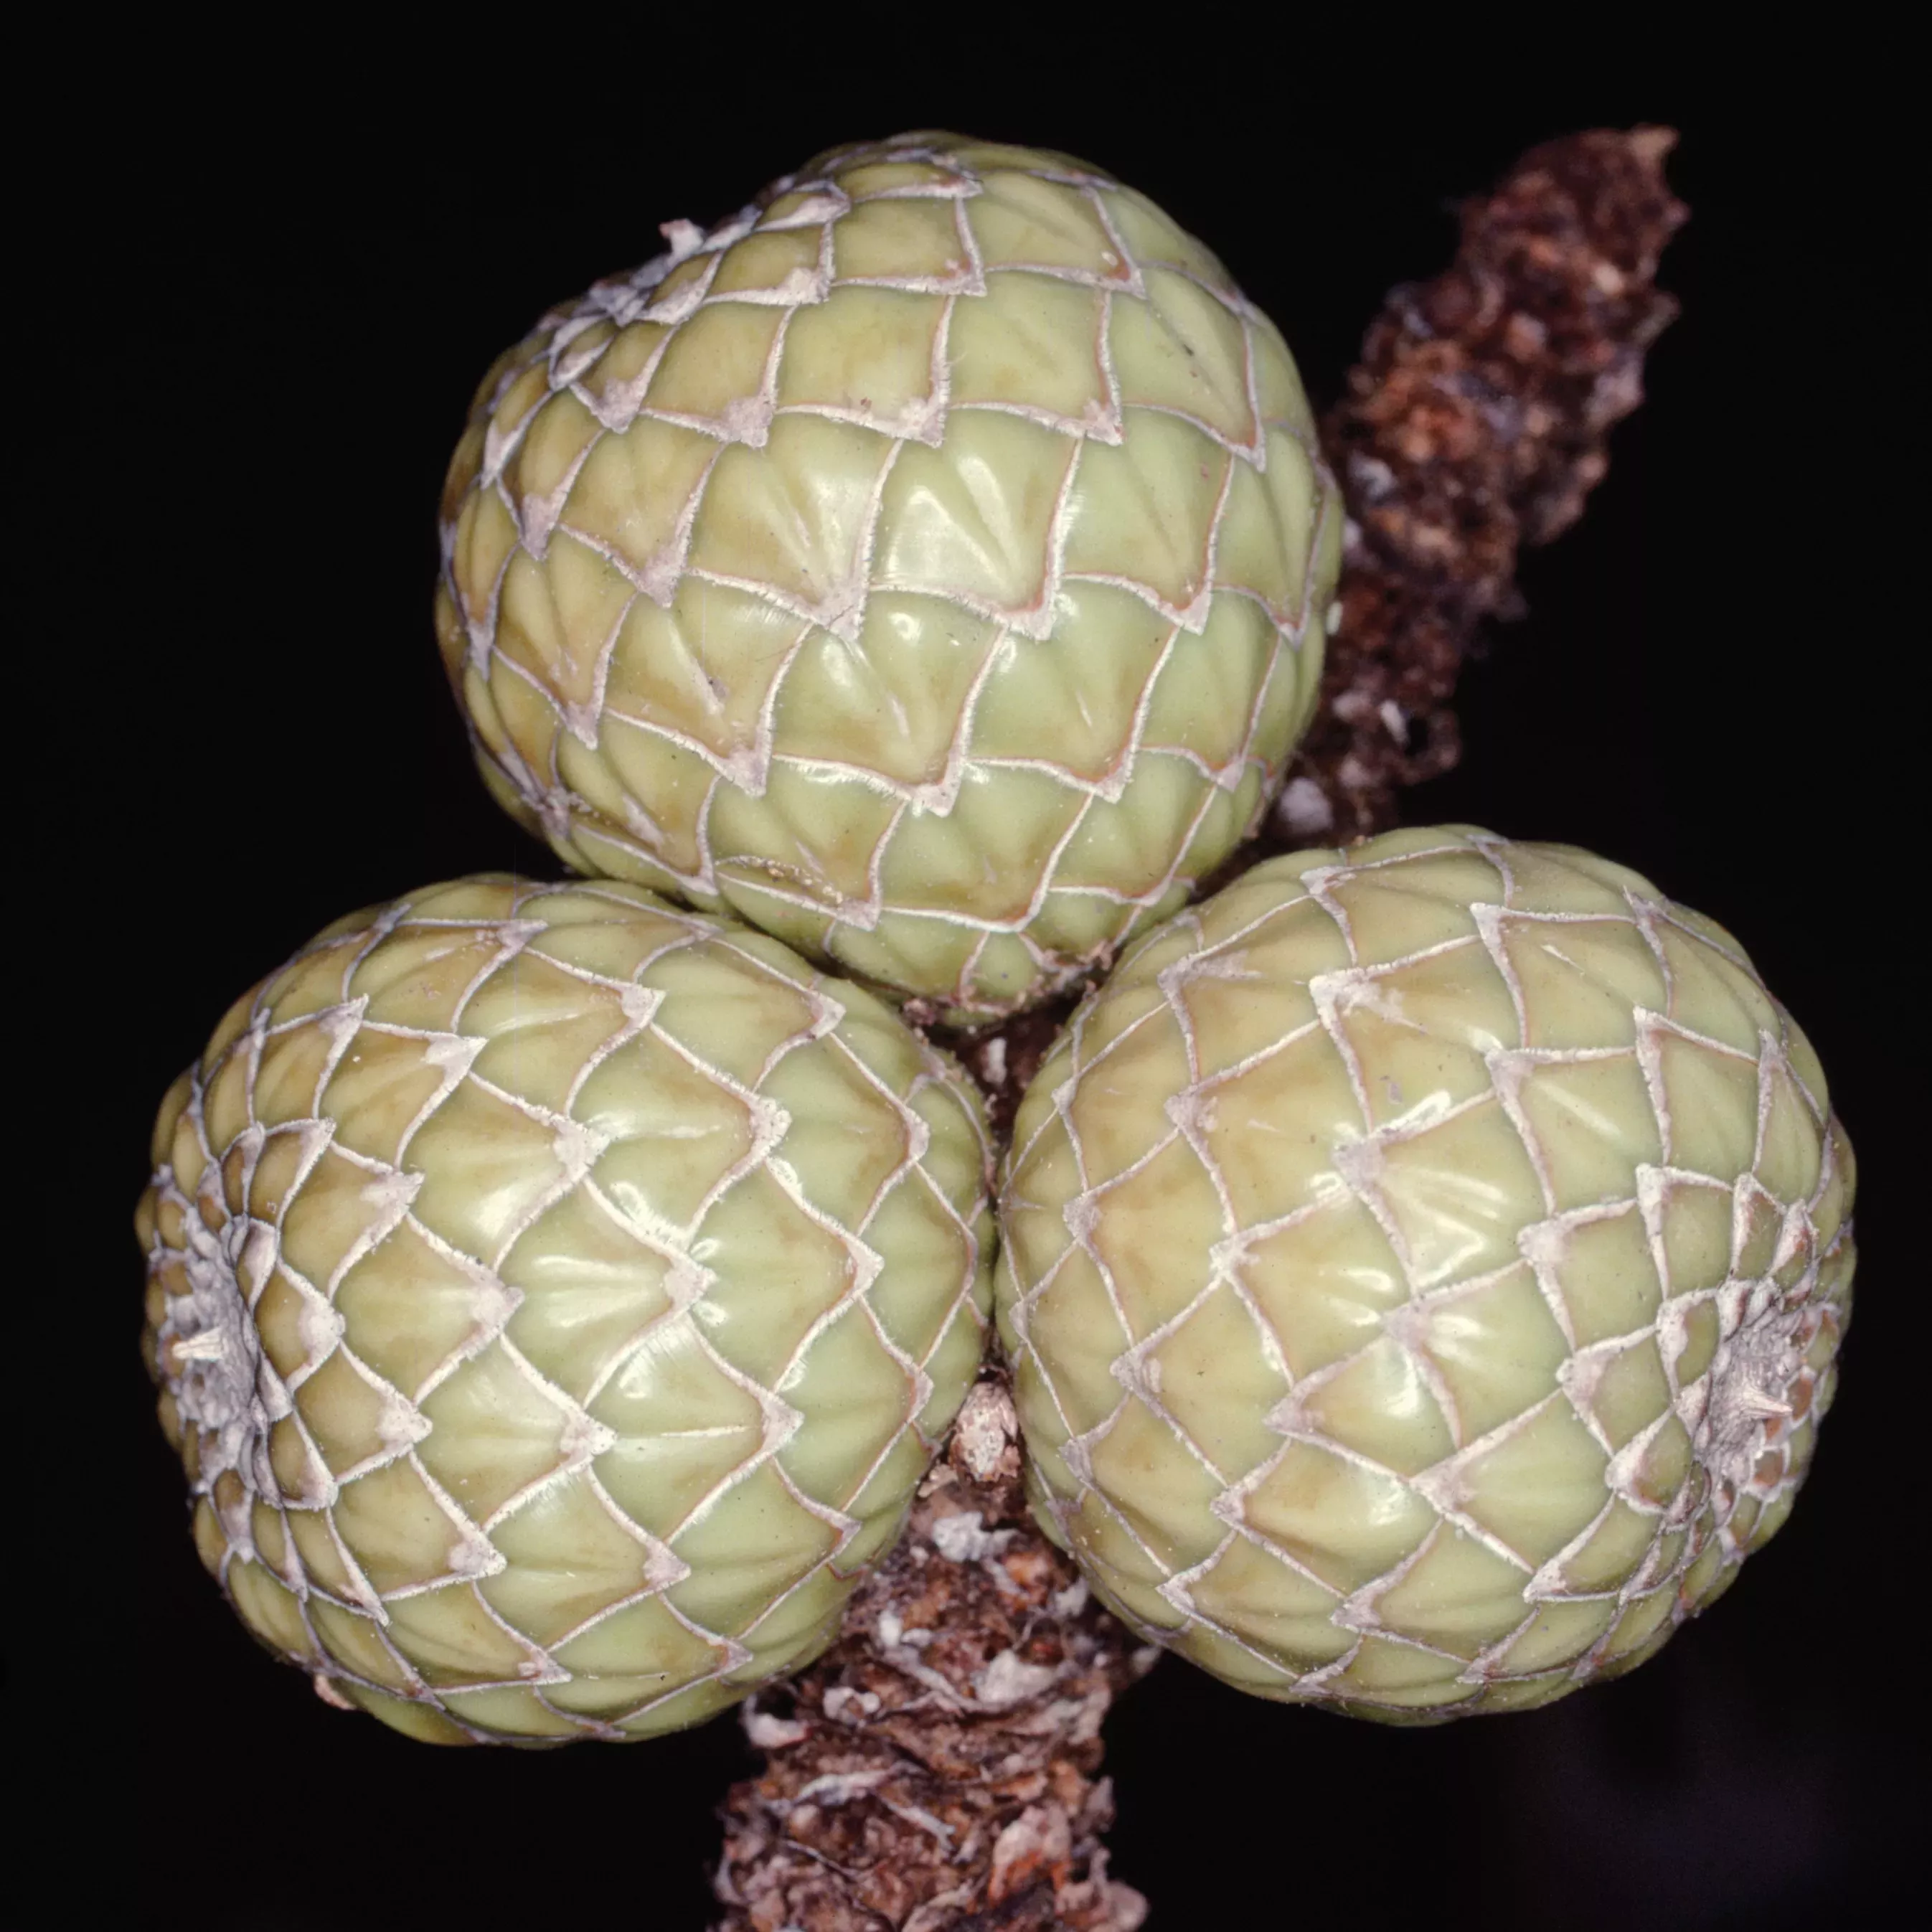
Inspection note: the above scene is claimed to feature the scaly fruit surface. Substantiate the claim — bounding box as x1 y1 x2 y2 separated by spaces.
138 877 993 1744
438 132 1341 1022
996 827 1853 1720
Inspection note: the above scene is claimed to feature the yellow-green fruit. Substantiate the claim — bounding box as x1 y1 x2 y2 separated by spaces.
437 132 1341 1022
137 877 993 1744
996 827 1853 1720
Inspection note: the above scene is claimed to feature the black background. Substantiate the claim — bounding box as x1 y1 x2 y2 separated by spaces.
53 44 1918 1932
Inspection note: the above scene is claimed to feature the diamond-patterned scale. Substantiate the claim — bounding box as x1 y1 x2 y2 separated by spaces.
996 827 1855 1720
438 133 1342 1020
140 876 994 1743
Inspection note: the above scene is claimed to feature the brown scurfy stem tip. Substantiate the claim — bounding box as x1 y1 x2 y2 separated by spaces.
710 126 1686 1932
1276 126 1688 847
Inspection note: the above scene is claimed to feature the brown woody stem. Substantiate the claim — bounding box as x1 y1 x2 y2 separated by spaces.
710 127 1686 1932
1278 126 1687 845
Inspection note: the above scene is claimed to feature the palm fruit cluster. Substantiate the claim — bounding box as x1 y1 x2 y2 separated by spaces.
437 131 1342 1022
138 877 993 1744
996 826 1854 1720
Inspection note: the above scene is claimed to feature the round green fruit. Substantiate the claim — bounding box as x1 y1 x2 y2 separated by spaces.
138 876 993 1743
995 827 1853 1720
436 132 1341 1022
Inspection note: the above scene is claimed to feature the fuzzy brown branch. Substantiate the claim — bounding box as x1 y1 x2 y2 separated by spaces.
1276 126 1687 845
710 127 1685 1932
712 1388 1154 1932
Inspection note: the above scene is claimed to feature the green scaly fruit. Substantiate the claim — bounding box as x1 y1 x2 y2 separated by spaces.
437 131 1341 1023
996 827 1854 1720
139 876 993 1744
